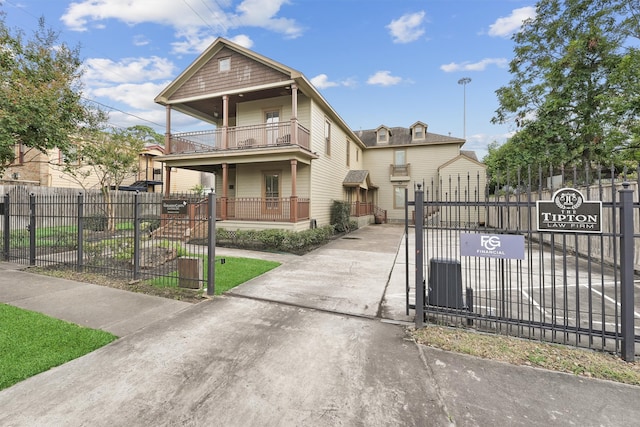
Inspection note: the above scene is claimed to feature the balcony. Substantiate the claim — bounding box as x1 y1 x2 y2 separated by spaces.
390 163 411 181
168 122 311 155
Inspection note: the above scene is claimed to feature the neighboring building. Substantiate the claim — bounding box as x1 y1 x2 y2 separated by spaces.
358 123 486 223
154 37 485 230
0 143 212 194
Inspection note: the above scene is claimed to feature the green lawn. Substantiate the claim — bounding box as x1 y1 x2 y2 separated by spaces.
145 256 281 294
0 304 117 391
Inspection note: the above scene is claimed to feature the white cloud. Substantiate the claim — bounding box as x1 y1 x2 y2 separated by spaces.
488 6 536 38
464 132 514 161
91 81 169 110
61 0 302 53
440 58 508 73
386 11 426 43
228 34 254 49
132 35 149 47
311 74 339 89
311 74 357 90
367 71 403 86
84 56 176 84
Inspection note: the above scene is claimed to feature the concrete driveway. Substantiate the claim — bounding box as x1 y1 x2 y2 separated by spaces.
1 224 639 426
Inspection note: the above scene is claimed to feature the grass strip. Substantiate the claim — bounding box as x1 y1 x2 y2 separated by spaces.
145 256 280 294
411 325 640 386
0 304 117 391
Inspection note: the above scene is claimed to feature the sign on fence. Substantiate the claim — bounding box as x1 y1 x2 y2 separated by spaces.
536 188 602 233
460 233 525 259
162 199 188 215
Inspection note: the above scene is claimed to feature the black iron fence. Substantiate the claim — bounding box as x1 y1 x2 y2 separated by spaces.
0 188 217 294
407 165 640 361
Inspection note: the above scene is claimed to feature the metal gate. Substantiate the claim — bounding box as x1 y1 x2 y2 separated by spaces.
406 166 640 361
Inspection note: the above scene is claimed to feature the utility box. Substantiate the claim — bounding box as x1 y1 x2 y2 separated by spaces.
428 258 464 309
178 257 203 289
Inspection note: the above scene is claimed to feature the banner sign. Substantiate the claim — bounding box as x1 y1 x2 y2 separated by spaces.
536 188 602 233
162 199 188 215
460 233 525 260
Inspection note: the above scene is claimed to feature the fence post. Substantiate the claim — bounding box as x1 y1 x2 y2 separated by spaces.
133 191 140 281
77 193 84 272
619 182 635 362
3 194 9 261
415 184 425 329
207 192 216 296
29 193 36 266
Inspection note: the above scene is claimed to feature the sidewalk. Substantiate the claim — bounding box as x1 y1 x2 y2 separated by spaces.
0 224 639 426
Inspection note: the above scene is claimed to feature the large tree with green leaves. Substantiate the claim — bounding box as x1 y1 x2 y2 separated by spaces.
0 14 105 172
492 0 640 171
63 127 146 231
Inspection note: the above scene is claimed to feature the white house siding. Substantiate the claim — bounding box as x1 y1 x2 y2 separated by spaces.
236 96 311 130
307 101 352 226
167 168 207 193
438 156 487 225
364 143 460 222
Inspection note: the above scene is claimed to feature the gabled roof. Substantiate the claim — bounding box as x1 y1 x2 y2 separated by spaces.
155 37 302 104
356 126 464 148
343 170 377 189
410 121 428 130
438 152 486 171
155 37 366 150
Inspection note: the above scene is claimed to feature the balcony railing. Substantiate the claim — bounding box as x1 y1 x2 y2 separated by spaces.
169 122 311 154
390 163 410 177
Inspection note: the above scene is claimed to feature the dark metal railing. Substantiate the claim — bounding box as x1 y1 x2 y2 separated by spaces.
407 164 640 360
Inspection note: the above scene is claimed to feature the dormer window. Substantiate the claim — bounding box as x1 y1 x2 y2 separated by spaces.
413 125 424 140
377 128 388 143
219 57 230 72
411 122 428 141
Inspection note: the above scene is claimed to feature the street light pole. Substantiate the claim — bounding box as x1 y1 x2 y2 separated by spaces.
457 77 471 138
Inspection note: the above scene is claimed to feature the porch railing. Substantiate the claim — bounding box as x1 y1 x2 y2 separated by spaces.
215 197 310 222
350 201 374 217
169 122 311 154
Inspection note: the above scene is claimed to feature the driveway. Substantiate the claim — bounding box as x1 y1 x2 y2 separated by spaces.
1 224 639 426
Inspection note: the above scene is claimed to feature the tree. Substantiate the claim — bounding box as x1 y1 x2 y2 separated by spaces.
492 0 640 169
63 127 146 231
0 14 105 173
126 125 165 146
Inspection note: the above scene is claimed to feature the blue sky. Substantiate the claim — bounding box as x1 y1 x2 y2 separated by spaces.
1 0 537 160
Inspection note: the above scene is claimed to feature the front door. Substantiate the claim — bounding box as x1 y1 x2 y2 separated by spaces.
265 110 279 145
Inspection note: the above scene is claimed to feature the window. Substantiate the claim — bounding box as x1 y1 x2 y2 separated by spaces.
377 129 387 143
263 171 280 210
413 125 424 140
219 57 230 72
356 148 359 162
59 145 79 165
394 149 406 166
346 140 351 166
324 119 331 155
394 187 406 209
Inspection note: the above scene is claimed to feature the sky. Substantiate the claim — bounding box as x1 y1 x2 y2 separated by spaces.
0 0 538 160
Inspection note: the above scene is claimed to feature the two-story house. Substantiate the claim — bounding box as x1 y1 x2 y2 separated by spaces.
358 124 486 224
154 37 485 230
155 37 372 231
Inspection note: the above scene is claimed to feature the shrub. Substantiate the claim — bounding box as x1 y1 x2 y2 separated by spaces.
330 200 351 232
214 225 339 254
84 213 107 232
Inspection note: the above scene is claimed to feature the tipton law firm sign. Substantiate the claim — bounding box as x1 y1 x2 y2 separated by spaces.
537 188 602 233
